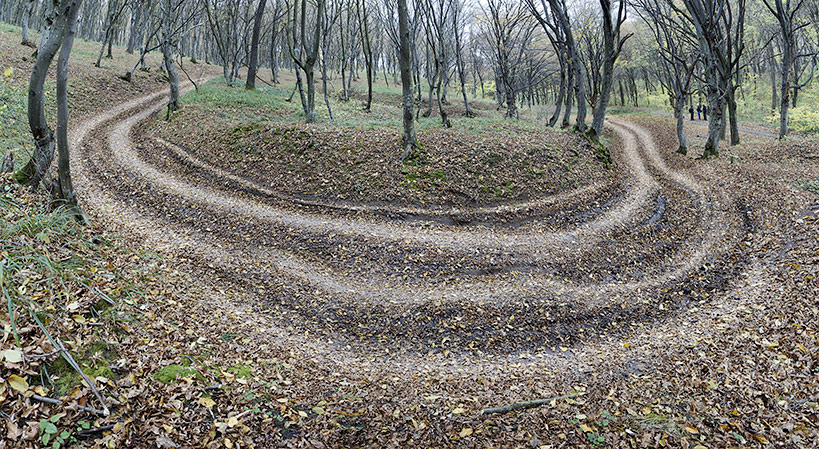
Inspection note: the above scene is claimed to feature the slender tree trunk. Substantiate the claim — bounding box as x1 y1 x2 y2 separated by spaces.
727 83 739 145
162 30 180 115
549 69 565 127
561 58 574 128
21 0 35 46
778 42 791 138
55 0 86 222
246 0 267 89
673 95 688 155
398 0 415 162
17 1 71 187
126 0 142 54
702 61 723 158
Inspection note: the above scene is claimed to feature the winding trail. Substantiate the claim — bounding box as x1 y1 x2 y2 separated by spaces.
70 84 752 359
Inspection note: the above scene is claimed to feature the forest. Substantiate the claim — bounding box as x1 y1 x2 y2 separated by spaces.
0 0 817 447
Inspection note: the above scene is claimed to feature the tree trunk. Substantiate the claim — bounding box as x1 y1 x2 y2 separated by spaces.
21 0 35 46
246 0 267 89
55 0 86 222
779 47 791 138
398 0 415 162
727 83 739 146
549 69 565 127
17 1 71 187
505 85 517 119
126 0 142 54
162 32 180 115
702 62 723 158
561 58 574 128
673 95 688 155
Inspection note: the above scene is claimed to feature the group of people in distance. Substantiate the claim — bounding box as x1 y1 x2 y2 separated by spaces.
688 104 708 121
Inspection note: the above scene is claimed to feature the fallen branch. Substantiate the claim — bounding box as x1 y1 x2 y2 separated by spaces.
31 395 108 416
29 309 110 416
481 393 578 415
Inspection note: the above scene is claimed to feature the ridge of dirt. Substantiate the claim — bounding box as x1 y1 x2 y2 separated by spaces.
149 101 613 210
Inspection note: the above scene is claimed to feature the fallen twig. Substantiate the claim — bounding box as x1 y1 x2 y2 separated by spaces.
481 393 578 415
31 394 108 416
78 424 116 436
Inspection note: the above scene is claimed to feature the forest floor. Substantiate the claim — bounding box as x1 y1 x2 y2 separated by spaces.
2 23 819 449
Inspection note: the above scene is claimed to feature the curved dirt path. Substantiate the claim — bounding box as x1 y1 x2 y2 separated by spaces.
68 84 753 361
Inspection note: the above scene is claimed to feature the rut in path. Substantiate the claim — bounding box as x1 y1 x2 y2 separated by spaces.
71 86 752 357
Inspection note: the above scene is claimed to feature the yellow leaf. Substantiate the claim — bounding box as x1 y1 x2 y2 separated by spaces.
459 428 473 437
579 424 594 433
8 374 29 392
452 407 466 415
73 315 86 324
226 416 239 428
684 425 699 434
2 349 24 363
198 397 216 409
312 406 325 415
3 68 12 77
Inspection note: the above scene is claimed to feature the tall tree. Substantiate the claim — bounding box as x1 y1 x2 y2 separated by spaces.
587 0 631 141
762 0 810 138
288 0 325 123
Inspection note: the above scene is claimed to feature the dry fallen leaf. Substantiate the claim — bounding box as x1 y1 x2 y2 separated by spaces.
1 349 24 363
8 374 29 392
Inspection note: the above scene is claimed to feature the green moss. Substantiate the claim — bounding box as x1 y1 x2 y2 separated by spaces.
153 363 205 384
228 363 253 379
49 340 117 396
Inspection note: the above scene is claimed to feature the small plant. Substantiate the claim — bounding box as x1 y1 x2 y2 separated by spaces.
39 415 73 448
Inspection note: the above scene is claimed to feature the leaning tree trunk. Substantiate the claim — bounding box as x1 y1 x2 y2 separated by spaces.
16 2 71 187
55 0 87 223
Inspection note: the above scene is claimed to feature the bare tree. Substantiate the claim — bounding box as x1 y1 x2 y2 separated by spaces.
762 0 811 138
678 0 746 157
587 0 631 141
287 0 325 123
634 0 699 154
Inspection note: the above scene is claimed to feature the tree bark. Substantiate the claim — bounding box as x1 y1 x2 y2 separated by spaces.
16 0 71 187
398 0 416 162
246 0 267 89
54 0 86 223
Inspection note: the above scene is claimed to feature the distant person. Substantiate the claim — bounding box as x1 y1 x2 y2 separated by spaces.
702 104 708 121
696 104 702 120
689 105 694 121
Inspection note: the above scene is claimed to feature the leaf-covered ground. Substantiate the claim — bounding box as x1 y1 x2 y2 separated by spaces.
148 79 611 209
1 22 818 449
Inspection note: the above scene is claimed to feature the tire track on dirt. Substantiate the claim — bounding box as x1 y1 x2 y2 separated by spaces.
71 85 749 355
